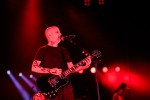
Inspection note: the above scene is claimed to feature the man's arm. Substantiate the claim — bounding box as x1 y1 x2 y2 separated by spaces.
31 60 62 75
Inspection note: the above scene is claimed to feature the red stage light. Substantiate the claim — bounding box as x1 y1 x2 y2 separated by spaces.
115 66 120 72
102 67 108 73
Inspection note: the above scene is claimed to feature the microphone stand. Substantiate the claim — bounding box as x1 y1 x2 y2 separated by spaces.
65 37 102 100
93 59 101 100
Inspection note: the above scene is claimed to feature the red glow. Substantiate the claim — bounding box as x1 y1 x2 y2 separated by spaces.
107 73 116 83
17 0 42 59
115 66 120 72
124 75 129 81
19 0 41 36
96 62 150 97
129 72 149 94
102 67 108 73
84 0 90 6
78 70 83 74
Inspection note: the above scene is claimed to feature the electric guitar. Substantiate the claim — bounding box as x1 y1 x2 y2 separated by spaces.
36 50 102 98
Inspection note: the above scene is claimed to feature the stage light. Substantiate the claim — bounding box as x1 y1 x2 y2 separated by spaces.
79 70 83 74
115 66 120 72
84 0 90 6
98 0 105 5
19 72 22 77
29 74 37 82
102 67 108 73
29 74 33 78
7 71 30 99
90 67 96 73
7 70 11 75
19 73 38 93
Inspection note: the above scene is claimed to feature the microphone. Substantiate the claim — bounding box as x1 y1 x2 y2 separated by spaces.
61 35 76 41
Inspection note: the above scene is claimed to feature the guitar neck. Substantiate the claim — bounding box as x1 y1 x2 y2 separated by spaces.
62 56 92 77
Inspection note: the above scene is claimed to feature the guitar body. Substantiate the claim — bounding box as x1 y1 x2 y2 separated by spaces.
36 75 70 98
36 50 102 99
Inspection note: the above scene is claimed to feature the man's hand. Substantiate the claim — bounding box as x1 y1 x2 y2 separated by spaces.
75 56 92 73
84 56 92 68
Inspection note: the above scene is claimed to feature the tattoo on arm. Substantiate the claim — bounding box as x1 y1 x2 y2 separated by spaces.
33 60 39 68
47 69 51 73
33 60 50 73
33 60 45 72
41 68 51 73
41 68 46 72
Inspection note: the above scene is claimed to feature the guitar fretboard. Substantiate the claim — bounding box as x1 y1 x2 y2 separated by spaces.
62 56 92 77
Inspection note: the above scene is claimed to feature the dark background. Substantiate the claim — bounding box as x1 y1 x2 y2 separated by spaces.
1 0 150 100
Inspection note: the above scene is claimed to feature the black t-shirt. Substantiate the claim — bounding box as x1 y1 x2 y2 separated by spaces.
34 45 72 71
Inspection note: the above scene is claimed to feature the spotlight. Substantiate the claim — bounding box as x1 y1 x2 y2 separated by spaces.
7 70 11 75
19 72 22 77
7 71 29 99
90 67 96 73
102 67 108 73
29 74 33 78
78 70 83 74
115 66 120 72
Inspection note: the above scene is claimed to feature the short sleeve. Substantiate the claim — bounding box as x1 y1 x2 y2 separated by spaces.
62 47 72 62
34 47 44 61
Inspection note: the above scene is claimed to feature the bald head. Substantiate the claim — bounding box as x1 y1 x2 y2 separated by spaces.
44 26 62 45
45 26 60 39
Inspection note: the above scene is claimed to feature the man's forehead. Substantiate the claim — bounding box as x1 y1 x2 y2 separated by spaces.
47 27 58 32
45 26 59 34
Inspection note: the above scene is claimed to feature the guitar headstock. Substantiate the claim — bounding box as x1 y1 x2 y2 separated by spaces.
91 50 102 59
